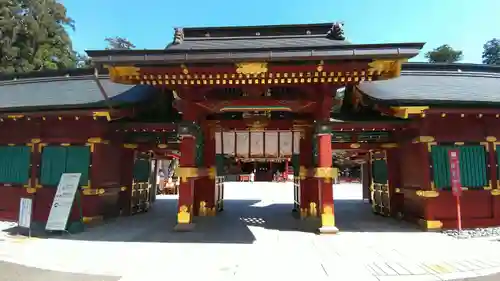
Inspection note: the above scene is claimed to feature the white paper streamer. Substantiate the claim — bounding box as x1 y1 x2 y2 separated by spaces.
215 131 222 154
222 131 235 155
236 131 250 157
265 131 279 156
250 132 264 156
279 131 293 156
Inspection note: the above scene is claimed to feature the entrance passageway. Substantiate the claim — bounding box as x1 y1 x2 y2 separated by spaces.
46 182 418 244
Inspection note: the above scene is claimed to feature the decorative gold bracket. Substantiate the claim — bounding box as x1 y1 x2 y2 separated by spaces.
177 205 191 224
92 111 111 121
176 167 198 183
413 136 435 143
368 59 407 78
208 166 216 180
235 62 268 75
419 219 443 230
82 188 105 196
391 106 429 119
491 189 500 196
299 166 308 180
313 167 339 183
416 190 440 198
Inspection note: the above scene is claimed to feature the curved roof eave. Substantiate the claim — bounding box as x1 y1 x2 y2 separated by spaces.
358 66 500 106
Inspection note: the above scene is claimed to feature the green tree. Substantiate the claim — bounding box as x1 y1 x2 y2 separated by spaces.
425 44 463 63
76 52 92 68
0 0 23 73
105 37 135 50
0 0 77 73
482 39 500 65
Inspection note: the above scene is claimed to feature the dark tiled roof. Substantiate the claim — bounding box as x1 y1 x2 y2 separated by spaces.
166 35 350 51
181 23 335 38
358 63 500 105
0 74 156 111
87 22 424 64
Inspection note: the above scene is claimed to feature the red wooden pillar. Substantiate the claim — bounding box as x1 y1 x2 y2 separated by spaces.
299 128 314 218
119 146 135 216
386 147 402 217
175 121 198 231
196 122 217 216
315 122 338 234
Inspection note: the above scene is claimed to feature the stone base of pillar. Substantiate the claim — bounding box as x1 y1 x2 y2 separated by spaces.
174 223 196 232
318 226 339 234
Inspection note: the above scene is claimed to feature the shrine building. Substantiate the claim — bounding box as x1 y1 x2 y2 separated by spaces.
0 22 500 232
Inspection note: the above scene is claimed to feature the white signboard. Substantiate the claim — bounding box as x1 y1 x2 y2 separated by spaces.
45 173 81 231
18 198 33 228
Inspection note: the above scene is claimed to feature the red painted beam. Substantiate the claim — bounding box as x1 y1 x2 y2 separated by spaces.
195 100 317 113
331 122 406 131
140 61 372 77
0 108 135 120
331 143 395 150
216 119 297 130
111 122 177 132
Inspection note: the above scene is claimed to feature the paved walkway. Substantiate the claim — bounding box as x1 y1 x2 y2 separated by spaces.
1 182 500 280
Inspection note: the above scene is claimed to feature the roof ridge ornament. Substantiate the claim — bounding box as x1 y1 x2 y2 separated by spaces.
172 28 184 45
326 22 345 40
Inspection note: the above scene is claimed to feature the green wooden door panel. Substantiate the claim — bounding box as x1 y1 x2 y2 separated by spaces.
432 145 487 190
133 159 150 182
461 146 487 189
40 146 67 186
0 146 30 184
372 159 388 184
65 146 91 186
431 145 449 189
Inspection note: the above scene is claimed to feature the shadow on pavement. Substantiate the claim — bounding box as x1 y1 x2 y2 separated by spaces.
2 183 420 243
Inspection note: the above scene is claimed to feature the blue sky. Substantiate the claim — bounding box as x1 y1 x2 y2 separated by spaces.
63 0 500 63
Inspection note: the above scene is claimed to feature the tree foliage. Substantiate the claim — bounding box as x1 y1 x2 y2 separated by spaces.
76 52 92 68
105 36 135 50
482 39 500 65
0 0 77 73
424 44 463 63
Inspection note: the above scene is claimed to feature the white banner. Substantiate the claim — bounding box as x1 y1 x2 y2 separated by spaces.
279 131 293 156
18 198 32 228
222 132 235 155
215 131 222 154
250 132 264 156
293 131 300 154
45 173 82 231
265 131 279 156
236 131 249 157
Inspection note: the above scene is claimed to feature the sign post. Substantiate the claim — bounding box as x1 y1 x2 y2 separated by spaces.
45 173 81 232
448 150 463 232
18 197 33 237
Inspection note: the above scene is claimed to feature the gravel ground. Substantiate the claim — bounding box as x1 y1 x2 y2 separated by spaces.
442 227 500 239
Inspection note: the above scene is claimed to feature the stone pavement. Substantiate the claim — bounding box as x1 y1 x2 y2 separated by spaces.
1 182 500 280
0 260 119 281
